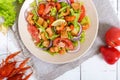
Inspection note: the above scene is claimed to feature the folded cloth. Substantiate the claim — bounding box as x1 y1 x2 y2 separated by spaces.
10 0 120 80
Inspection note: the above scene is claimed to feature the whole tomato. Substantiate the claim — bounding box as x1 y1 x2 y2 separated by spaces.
105 27 120 47
100 46 120 64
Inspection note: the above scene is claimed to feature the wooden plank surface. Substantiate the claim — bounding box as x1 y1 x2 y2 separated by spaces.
81 54 117 80
55 67 80 80
56 0 120 80
109 0 117 13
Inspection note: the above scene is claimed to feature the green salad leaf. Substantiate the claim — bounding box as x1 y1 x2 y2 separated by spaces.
50 7 57 16
80 16 90 25
60 2 68 7
18 0 25 3
73 41 78 47
0 0 16 27
70 9 80 34
80 31 86 43
0 0 25 34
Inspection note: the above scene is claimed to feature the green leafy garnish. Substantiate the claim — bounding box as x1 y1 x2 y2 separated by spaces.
18 0 25 3
73 41 78 47
32 10 38 22
80 31 86 43
80 16 90 25
68 32 73 39
60 2 68 7
50 34 59 40
0 0 25 34
50 7 57 16
0 0 16 27
59 6 70 13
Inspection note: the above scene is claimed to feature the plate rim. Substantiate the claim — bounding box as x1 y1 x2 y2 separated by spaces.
18 0 99 64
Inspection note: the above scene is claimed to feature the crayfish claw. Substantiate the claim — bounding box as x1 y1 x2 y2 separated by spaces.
19 58 30 68
5 51 21 63
23 72 33 80
18 66 31 73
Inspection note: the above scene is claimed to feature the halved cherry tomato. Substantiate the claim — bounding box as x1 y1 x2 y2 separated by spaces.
56 2 61 11
48 2 56 6
49 16 56 27
70 0 74 3
38 4 45 16
62 38 74 50
28 25 40 44
53 38 61 46
53 38 74 50
43 2 56 16
78 5 85 22
42 15 49 20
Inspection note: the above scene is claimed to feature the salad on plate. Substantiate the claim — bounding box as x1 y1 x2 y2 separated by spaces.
25 0 90 55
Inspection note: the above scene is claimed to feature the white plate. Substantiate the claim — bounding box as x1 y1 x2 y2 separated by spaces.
18 0 99 64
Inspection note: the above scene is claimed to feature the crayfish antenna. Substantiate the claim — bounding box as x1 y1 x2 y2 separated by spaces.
18 66 31 73
19 58 30 68
23 72 33 80
5 51 21 63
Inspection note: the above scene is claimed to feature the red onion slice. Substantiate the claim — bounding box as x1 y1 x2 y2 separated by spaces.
77 23 83 36
66 0 71 5
72 23 82 41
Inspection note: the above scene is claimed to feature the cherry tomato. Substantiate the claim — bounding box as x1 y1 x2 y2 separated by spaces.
78 5 85 22
53 38 61 46
100 46 120 64
38 4 45 16
70 0 74 3
62 38 74 50
28 25 40 44
56 2 61 11
105 27 120 47
49 16 55 27
53 38 74 50
43 2 56 16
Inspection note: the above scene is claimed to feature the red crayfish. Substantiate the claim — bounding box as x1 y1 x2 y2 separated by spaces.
0 51 33 80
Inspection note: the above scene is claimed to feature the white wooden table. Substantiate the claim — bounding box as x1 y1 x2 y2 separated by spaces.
56 0 120 80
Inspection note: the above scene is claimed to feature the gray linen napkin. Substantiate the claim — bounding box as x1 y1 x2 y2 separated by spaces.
11 0 120 80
